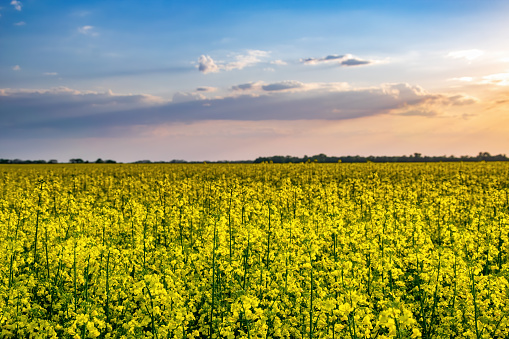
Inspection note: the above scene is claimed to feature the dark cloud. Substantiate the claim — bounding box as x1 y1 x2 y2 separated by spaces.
301 55 344 64
231 83 257 91
398 110 437 117
196 87 217 92
301 54 373 67
341 58 371 66
0 83 476 139
172 92 205 103
262 81 304 91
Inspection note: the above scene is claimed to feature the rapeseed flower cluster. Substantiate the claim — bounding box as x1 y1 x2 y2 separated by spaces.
0 162 508 338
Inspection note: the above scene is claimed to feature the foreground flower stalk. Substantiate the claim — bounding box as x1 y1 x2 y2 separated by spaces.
0 162 508 338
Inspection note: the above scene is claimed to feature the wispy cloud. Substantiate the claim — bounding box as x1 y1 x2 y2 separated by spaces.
43 72 58 76
231 81 347 93
301 54 373 67
14 21 26 26
446 49 484 61
72 10 92 17
448 72 509 86
448 77 474 82
481 72 509 86
12 65 21 71
270 60 287 66
78 25 98 36
11 0 22 11
198 50 271 73
301 54 344 64
230 82 260 91
172 92 206 103
196 87 217 92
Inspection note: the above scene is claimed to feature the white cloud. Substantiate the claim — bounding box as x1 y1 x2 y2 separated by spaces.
14 21 26 26
270 60 287 66
12 65 20 71
198 55 220 74
198 50 271 73
43 72 58 76
224 50 270 71
11 0 22 11
78 25 98 36
481 72 509 86
446 49 484 61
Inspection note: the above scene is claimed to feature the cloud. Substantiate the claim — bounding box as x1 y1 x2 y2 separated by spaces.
271 60 287 66
0 83 477 139
301 54 343 64
383 83 478 116
196 87 217 92
43 72 58 76
14 21 26 26
226 50 270 70
198 50 271 73
449 77 474 82
231 81 347 93
11 0 22 11
481 72 509 86
198 55 220 74
301 54 373 67
72 10 92 17
449 72 509 86
341 58 370 66
231 82 259 91
261 80 304 91
78 25 98 36
12 65 20 71
172 92 206 103
0 87 166 136
446 49 484 61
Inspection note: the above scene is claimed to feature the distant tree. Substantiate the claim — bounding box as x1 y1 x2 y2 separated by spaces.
48 159 58 164
70 158 84 163
105 159 116 163
95 158 104 163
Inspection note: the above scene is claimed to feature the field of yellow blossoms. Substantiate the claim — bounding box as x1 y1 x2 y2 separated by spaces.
1 162 508 338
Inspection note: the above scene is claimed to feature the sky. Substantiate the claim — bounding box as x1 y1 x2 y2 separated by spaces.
1 0 509 162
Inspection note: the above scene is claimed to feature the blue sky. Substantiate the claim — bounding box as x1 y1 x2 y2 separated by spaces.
1 0 509 161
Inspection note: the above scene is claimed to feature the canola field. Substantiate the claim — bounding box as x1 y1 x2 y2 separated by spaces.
1 162 509 339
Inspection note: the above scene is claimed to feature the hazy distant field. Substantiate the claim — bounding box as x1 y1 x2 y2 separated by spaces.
1 163 508 338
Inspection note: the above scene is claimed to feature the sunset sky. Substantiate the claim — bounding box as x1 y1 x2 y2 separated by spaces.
1 0 509 162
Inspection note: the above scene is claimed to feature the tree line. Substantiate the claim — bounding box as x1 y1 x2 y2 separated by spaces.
253 152 509 163
0 158 116 164
1 152 508 164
